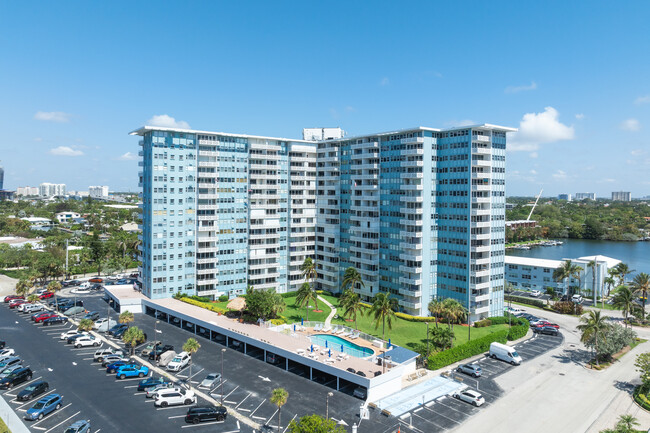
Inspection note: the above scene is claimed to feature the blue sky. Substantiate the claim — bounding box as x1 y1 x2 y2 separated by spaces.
1 1 649 197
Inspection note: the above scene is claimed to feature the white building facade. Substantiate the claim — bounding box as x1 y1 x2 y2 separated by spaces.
89 186 109 198
39 183 66 197
16 186 39 196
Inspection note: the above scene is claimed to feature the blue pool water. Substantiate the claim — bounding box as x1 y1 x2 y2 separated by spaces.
309 334 375 358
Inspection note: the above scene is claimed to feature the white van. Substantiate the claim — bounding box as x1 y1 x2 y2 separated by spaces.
489 342 522 365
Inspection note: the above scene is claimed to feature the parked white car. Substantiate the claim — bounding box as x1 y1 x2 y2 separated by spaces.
61 330 87 340
146 385 181 399
453 388 485 407
166 352 191 372
74 335 101 348
530 290 542 297
154 388 196 407
23 303 44 313
94 318 117 332
0 349 15 358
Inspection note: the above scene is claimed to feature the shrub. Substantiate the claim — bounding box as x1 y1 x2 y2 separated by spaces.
505 295 545 309
473 319 492 328
178 297 227 315
280 291 297 299
507 320 529 341
635 387 650 411
189 295 210 303
395 312 434 322
270 318 286 326
596 324 637 360
427 330 508 370
552 301 583 315
218 295 229 302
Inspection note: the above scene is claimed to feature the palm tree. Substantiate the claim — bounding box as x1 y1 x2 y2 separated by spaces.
616 414 639 431
576 310 611 367
341 289 364 330
300 257 317 290
341 267 364 294
119 310 134 327
370 292 397 341
77 318 95 332
122 326 145 356
429 326 454 350
604 276 616 298
182 338 201 389
428 298 445 328
614 263 634 287
27 294 40 304
47 281 62 312
553 260 583 296
295 282 318 321
15 278 32 297
587 260 597 301
612 286 638 327
631 273 650 319
270 388 289 432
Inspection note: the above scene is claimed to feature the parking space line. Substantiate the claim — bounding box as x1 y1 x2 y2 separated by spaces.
422 405 461 424
180 420 226 428
235 392 251 409
124 385 139 389
188 368 204 379
156 405 191 411
250 398 266 418
168 415 186 419
3 376 42 394
223 385 239 400
266 408 278 424
43 410 81 433
283 414 297 432
30 402 72 426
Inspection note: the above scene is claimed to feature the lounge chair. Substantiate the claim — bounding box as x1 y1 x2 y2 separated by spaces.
322 325 332 333
341 332 351 338
314 324 322 332
335 328 345 335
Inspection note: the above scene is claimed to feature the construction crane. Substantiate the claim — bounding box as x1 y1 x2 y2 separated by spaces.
527 189 543 221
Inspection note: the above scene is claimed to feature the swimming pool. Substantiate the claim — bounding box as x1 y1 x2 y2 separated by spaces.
310 334 375 358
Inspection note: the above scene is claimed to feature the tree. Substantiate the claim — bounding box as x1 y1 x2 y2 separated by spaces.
577 310 611 366
47 281 62 312
246 288 285 321
428 298 445 328
270 388 289 432
615 414 639 432
15 278 32 297
182 338 201 389
85 231 107 276
587 260 597 300
295 282 318 321
300 257 317 290
340 289 364 330
545 287 556 306
287 414 346 433
553 260 583 296
635 352 650 390
612 286 638 327
122 326 144 356
630 273 650 319
77 318 95 332
27 294 39 304
429 326 454 351
614 263 634 287
341 266 364 294
441 298 466 331
370 292 397 341
119 310 134 327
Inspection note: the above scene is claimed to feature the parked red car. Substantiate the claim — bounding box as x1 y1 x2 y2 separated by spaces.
532 322 560 329
89 277 103 283
33 312 57 323
39 292 54 299
8 299 27 309
3 295 24 303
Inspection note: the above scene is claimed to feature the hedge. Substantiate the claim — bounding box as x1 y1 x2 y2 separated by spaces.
179 297 227 315
507 319 529 340
427 329 508 370
635 387 650 411
505 295 546 309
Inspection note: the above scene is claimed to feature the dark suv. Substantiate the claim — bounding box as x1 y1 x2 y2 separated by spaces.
533 326 559 336
148 345 174 361
0 367 33 389
185 406 227 424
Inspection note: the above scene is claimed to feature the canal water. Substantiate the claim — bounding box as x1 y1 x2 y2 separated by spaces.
506 239 650 274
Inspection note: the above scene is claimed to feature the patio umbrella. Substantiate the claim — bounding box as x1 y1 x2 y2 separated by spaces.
310 345 314 353
341 344 344 352
301 318 304 326
388 338 391 348
226 297 246 311
325 341 328 348
293 324 296 331
328 349 331 357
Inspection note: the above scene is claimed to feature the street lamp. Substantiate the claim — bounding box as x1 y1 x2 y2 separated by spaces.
326 391 333 420
220 348 226 406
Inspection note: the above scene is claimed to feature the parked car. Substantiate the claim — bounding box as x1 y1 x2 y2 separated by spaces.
116 279 129 285
73 335 101 348
533 326 560 336
23 303 44 313
64 420 91 433
158 350 177 367
108 324 128 337
94 318 117 332
64 306 86 317
0 341 4 350
572 294 583 304
154 388 196 407
43 316 69 326
38 292 54 300
137 376 171 392
106 360 129 374
148 344 174 361
4 295 24 303
24 393 63 420
9 299 27 309
61 330 86 341
199 373 221 388
116 364 149 379
146 384 181 399
0 349 15 358
489 342 522 365
93 348 125 363
88 277 103 283
17 380 49 401
167 352 191 372
0 365 24 379
124 332 148 351
530 290 542 297
456 363 482 377
33 312 56 323
453 389 485 407
101 355 130 367
62 280 81 287
0 367 33 389
185 405 228 424
83 311 100 321
0 357 22 370
140 341 162 357
532 322 560 329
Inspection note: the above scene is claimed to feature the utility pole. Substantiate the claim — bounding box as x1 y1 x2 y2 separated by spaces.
425 322 429 359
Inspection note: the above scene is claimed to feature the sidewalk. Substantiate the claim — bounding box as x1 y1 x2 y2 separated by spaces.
318 295 337 327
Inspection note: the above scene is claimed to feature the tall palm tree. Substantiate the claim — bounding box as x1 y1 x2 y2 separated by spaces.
122 326 145 356
631 273 650 318
182 338 201 389
428 298 445 328
47 281 62 312
270 388 289 432
341 289 364 330
576 310 611 367
603 276 616 298
341 267 364 294
295 282 318 321
587 260 597 300
614 262 634 287
370 292 397 341
553 260 583 296
27 294 40 304
119 310 134 327
300 257 318 290
616 414 640 431
612 286 637 328
15 278 32 297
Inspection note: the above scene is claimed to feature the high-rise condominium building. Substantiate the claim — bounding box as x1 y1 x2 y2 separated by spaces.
134 123 515 321
316 125 515 320
611 191 631 201
0 163 4 190
16 186 39 196
557 194 572 201
39 183 66 197
574 192 596 200
89 186 109 198
132 126 316 299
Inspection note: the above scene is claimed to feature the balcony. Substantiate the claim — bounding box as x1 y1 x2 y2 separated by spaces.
470 269 490 278
351 141 379 150
471 293 491 303
400 160 424 168
399 299 422 310
472 184 491 192
400 218 423 226
473 305 490 314
473 159 491 167
472 196 491 204
470 245 491 253
399 276 422 286
399 265 422 274
470 208 491 216
472 146 491 155
472 135 490 143
399 252 422 261
471 171 492 179
400 137 425 144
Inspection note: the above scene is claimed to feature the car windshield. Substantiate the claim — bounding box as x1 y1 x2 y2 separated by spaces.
64 428 76 433
172 357 181 363
512 351 520 358
206 374 217 380
32 401 46 409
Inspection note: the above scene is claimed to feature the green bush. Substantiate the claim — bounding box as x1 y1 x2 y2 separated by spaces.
473 319 492 328
270 318 286 325
395 311 434 322
280 291 297 299
218 295 229 302
635 387 650 411
552 301 583 315
178 297 227 315
427 330 508 370
507 321 529 340
505 295 545 308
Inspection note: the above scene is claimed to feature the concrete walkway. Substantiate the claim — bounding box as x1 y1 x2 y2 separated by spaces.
318 295 337 326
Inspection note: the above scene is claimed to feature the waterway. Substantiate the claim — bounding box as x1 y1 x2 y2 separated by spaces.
506 239 650 274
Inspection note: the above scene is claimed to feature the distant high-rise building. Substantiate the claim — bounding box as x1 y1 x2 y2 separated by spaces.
89 186 109 198
611 191 631 201
16 186 39 196
574 192 596 200
302 127 345 141
0 163 4 191
39 183 66 197
558 194 572 201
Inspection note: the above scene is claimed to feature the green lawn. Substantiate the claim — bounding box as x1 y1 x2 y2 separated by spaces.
0 416 10 433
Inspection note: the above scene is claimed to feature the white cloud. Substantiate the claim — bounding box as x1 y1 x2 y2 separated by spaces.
530 169 538 175
620 118 640 131
635 95 650 105
505 81 537 94
49 146 83 156
345 106 356 113
575 113 585 120
508 107 575 151
118 152 138 161
380 77 390 86
631 149 645 156
146 114 191 129
34 111 72 122
552 170 568 180
529 152 538 158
